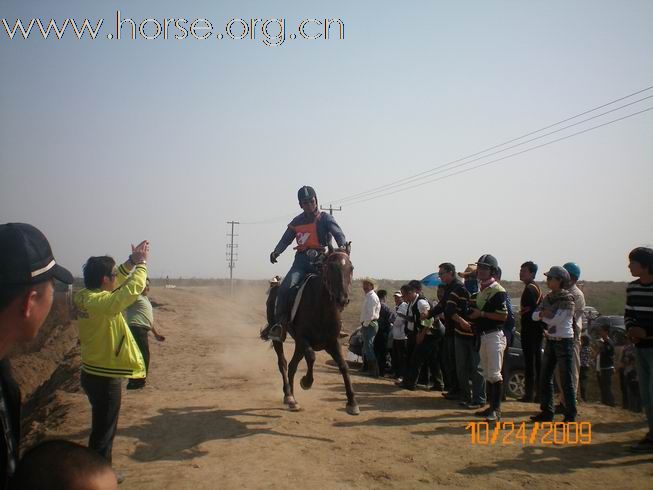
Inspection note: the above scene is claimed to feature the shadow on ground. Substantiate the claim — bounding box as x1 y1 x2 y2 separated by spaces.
64 405 334 462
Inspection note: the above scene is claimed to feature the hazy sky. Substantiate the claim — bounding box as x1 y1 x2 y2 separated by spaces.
1 0 652 282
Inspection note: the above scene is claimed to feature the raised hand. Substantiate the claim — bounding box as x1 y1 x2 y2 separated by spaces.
130 240 150 264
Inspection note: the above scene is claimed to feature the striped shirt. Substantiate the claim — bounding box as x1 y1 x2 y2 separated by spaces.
625 279 653 349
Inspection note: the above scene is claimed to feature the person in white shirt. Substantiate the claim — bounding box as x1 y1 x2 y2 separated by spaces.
530 266 577 423
397 283 441 390
556 262 586 409
360 278 381 377
391 291 408 380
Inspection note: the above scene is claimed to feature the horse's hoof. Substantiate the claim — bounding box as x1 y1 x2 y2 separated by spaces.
346 403 360 416
283 396 293 406
288 402 301 412
300 376 313 390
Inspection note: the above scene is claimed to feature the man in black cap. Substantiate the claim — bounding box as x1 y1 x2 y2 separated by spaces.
261 186 347 341
0 223 73 489
468 254 508 421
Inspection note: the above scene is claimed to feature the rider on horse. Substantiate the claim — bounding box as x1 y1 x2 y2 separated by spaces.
260 185 347 342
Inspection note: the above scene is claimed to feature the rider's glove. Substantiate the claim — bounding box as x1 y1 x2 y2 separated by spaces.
270 251 279 264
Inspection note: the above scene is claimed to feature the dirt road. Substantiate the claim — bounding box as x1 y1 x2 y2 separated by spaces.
29 286 653 489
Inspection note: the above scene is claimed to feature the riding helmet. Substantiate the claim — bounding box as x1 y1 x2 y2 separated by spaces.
297 186 317 203
476 254 499 270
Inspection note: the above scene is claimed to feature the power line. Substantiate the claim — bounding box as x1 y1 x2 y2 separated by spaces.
343 106 653 207
331 84 653 204
236 84 653 224
336 94 653 204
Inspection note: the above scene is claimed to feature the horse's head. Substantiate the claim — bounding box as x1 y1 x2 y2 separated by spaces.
323 249 353 309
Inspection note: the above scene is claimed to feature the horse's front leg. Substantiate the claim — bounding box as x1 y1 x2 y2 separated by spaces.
272 340 292 405
286 342 305 411
326 341 360 415
300 346 316 390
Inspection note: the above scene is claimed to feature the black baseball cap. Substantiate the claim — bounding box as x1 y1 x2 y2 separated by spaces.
0 223 73 286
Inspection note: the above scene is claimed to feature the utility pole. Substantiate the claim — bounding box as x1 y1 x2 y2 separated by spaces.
226 221 239 294
320 204 342 216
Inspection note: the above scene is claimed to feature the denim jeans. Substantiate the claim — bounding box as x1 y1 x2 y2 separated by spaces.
540 337 577 419
275 252 317 323
455 335 486 404
81 371 123 463
362 322 379 362
556 337 581 407
635 347 653 437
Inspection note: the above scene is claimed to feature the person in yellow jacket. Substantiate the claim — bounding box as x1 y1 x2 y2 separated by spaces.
74 240 149 480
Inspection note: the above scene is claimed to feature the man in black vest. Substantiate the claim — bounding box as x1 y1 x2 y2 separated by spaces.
0 223 73 489
397 283 445 390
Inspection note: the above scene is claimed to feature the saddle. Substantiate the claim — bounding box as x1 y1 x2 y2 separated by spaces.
265 273 319 328
289 274 317 324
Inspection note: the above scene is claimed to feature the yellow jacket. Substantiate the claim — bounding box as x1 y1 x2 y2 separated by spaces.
74 263 147 378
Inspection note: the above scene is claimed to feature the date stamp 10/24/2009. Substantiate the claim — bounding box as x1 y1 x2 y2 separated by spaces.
465 421 592 446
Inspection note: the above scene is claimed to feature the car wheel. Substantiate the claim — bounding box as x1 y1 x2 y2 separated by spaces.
507 371 525 399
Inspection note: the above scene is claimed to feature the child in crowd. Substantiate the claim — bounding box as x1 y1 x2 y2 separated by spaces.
621 339 642 412
579 335 592 402
597 325 616 406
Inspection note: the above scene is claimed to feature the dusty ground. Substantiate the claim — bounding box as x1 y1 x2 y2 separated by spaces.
19 285 653 489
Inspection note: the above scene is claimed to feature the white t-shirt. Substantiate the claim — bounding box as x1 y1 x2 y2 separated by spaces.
392 302 408 340
406 298 430 332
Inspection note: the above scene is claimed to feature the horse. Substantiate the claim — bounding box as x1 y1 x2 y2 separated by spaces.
269 248 359 415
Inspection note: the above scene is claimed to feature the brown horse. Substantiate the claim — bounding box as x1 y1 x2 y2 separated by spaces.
269 249 359 415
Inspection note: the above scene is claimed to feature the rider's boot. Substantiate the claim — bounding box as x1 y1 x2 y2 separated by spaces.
268 323 284 342
260 323 284 342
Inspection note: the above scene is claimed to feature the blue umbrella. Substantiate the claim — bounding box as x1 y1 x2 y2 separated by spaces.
421 273 442 287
